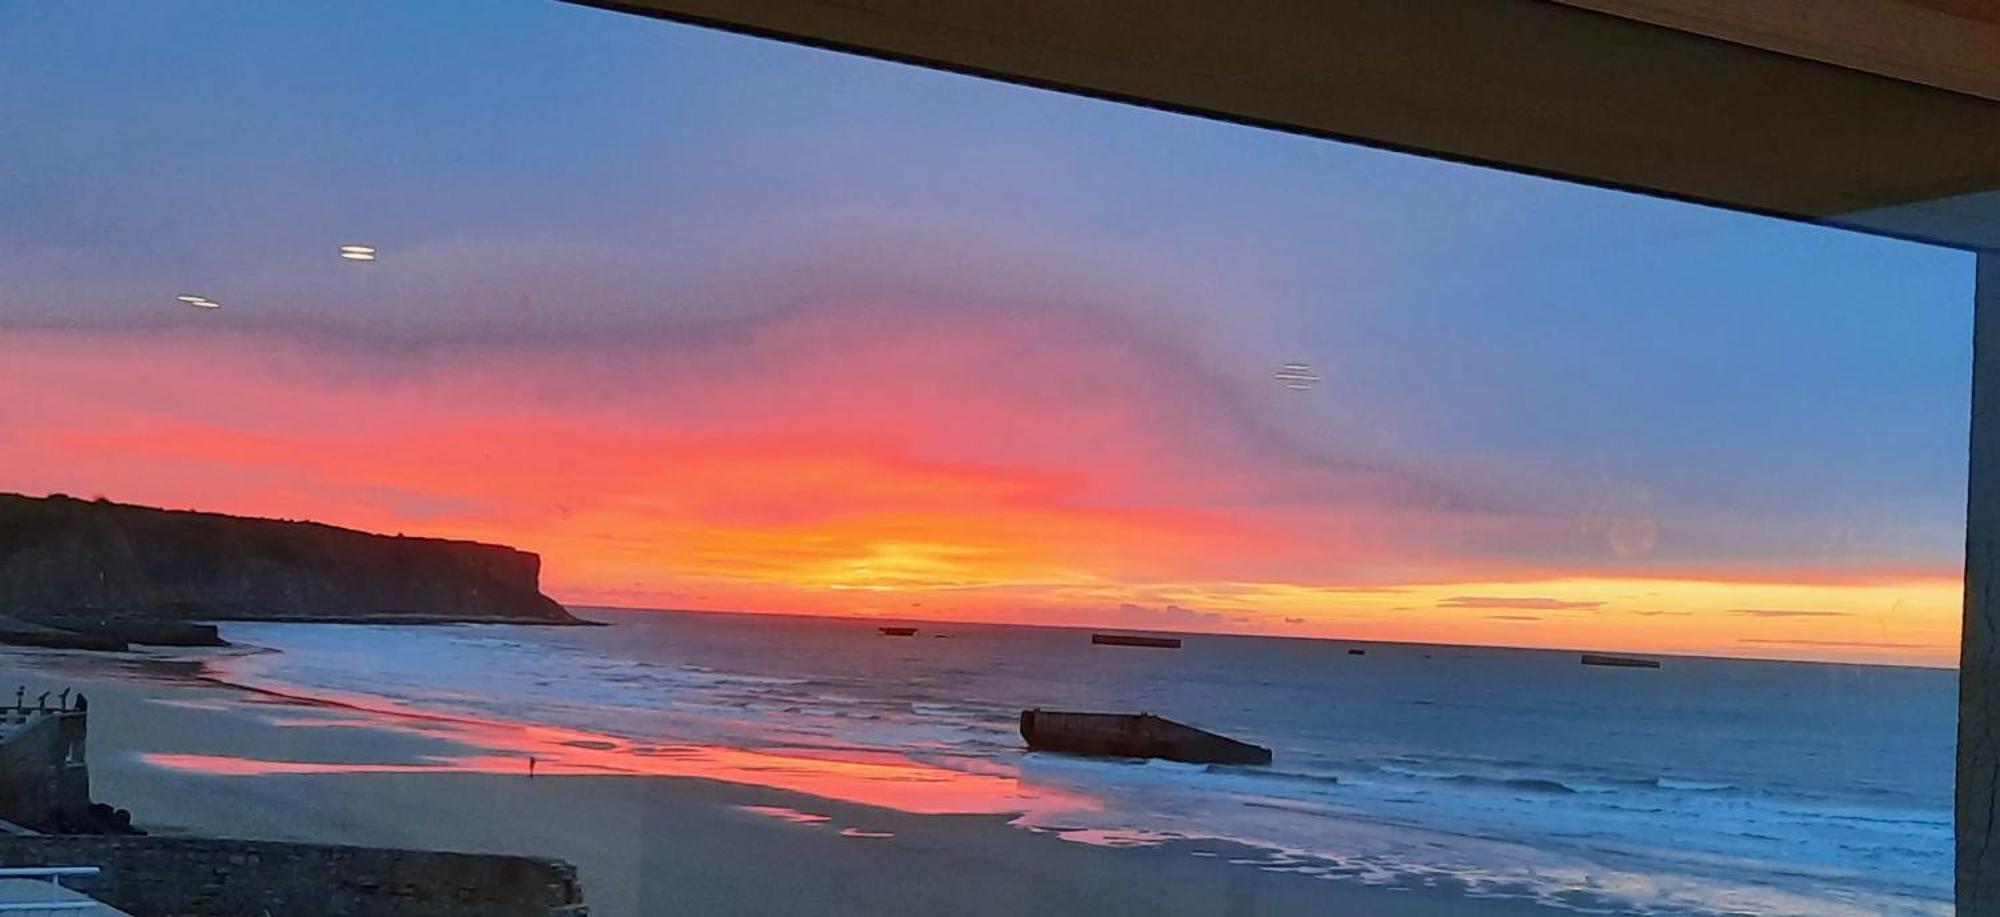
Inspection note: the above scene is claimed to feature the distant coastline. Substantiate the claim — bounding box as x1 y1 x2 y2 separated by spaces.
0 492 580 652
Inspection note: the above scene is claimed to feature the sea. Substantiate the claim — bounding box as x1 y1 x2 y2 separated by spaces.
209 608 1955 916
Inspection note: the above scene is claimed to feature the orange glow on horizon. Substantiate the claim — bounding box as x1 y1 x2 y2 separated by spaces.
0 311 1963 667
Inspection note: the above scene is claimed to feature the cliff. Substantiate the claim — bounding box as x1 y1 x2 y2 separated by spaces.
0 493 578 630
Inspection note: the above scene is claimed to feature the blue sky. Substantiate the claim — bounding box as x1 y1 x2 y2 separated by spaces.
0 0 1979 659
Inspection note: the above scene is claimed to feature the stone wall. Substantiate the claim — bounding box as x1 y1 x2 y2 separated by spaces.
0 711 90 829
0 836 586 917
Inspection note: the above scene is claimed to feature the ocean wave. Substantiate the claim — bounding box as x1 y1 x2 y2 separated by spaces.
211 616 1955 917
1370 761 1763 799
1373 764 1584 794
1206 765 1342 791
1656 778 1735 792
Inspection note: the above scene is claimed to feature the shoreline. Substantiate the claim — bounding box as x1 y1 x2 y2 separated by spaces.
187 614 604 627
0 643 1617 917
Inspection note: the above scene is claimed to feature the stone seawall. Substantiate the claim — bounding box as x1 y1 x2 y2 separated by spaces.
0 711 89 829
0 836 586 917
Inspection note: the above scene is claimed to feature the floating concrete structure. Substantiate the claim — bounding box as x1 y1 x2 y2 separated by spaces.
1019 710 1271 765
1090 633 1181 649
1581 653 1661 669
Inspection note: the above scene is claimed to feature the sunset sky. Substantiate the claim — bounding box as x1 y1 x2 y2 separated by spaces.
0 1 1977 665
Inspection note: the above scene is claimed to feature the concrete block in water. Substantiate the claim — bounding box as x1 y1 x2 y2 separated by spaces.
1019 710 1271 765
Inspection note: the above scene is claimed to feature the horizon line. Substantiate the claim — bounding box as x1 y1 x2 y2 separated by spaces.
563 602 1959 672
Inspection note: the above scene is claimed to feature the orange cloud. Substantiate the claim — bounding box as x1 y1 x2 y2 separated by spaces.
0 301 1962 665
1438 596 1604 610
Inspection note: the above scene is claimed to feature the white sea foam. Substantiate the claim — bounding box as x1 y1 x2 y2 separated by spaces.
212 612 1955 916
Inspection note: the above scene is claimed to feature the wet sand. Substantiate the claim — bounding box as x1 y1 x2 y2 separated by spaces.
3 649 1615 917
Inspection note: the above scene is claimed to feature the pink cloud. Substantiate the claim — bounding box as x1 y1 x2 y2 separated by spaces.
0 301 1585 611
1727 609 1852 618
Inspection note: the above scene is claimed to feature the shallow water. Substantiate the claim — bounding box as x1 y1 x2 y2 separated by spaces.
215 609 1955 915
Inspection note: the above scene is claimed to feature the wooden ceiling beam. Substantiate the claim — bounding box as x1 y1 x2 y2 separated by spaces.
566 0 2000 242
1553 0 2000 103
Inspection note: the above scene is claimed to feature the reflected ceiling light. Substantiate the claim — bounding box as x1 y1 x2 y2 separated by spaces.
176 294 220 310
1274 362 1321 391
339 244 377 262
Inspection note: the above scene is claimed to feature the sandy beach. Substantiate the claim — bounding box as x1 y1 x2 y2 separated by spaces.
0 645 1612 917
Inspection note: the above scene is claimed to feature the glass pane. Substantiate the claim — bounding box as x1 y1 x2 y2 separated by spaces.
0 2 1971 915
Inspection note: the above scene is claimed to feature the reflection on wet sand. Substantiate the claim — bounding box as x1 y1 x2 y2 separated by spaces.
141 675 1096 819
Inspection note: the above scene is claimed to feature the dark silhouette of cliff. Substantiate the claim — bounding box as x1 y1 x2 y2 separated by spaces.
0 493 578 634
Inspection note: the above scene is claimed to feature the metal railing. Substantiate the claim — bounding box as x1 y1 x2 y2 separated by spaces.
0 867 103 913
2 688 84 718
